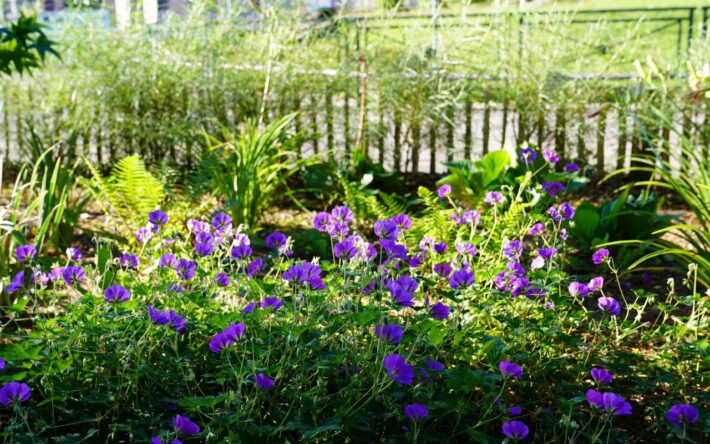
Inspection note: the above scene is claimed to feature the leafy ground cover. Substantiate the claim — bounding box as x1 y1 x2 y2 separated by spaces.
1 147 706 442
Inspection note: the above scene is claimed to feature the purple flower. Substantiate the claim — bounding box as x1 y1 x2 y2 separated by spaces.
66 247 83 262
334 240 358 260
391 214 412 231
484 191 504 206
209 322 246 353
375 324 404 345
504 240 523 259
502 420 529 440
666 403 699 427
462 210 481 226
104 285 130 303
598 297 620 316
591 368 613 385
542 150 559 165
175 259 197 280
588 276 604 292
214 272 230 287
359 242 377 261
404 404 429 420
0 358 4 370
507 406 523 416
212 212 232 230
119 253 139 269
246 258 263 277
592 248 610 265
149 209 168 227
173 414 200 435
529 222 544 236
499 360 523 379
430 301 451 320
374 219 399 240
548 202 575 222
437 184 452 198
187 219 211 234
15 245 36 262
48 266 65 282
255 373 275 390
159 253 178 269
434 262 452 277
331 205 354 223
136 225 153 243
62 266 85 287
195 242 214 257
6 271 25 294
565 162 580 173
586 390 632 416
425 360 444 372
265 231 288 253
433 242 447 254
283 263 325 290
586 388 603 409
385 275 418 307
147 305 186 333
519 147 537 164
261 297 283 311
34 271 51 288
449 269 474 290
542 181 565 197
456 242 477 256
384 354 415 384
230 244 252 259
568 282 589 298
0 382 31 405
167 283 184 293
243 301 257 314
530 256 545 271
313 212 331 232
233 233 250 247
601 392 632 416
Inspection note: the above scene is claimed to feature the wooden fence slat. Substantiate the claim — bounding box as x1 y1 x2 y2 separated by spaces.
617 113 627 171
596 111 606 177
464 98 472 159
446 106 454 163
393 110 402 171
555 106 567 162
483 100 491 155
429 124 437 174
411 121 421 174
326 89 335 160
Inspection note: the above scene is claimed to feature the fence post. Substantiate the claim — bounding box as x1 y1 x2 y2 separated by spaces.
354 55 368 153
687 7 694 53
595 110 606 176
482 89 491 155
115 0 131 29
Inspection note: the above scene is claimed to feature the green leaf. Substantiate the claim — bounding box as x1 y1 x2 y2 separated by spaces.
475 150 510 187
572 204 601 242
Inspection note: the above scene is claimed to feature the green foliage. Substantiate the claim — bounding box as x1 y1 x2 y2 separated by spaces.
83 155 165 234
1 173 706 441
0 147 85 281
437 150 511 203
569 189 671 268
0 13 59 76
299 147 411 224
192 114 307 230
603 59 710 285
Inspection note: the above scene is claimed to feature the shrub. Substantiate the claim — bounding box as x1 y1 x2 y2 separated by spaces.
1 147 706 442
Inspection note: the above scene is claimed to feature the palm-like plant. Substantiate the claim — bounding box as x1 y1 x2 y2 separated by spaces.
602 107 710 286
195 114 310 230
